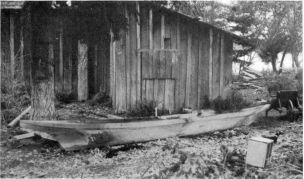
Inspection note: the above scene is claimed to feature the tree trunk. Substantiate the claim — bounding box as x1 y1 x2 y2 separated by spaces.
29 2 56 121
278 47 288 74
77 40 88 101
271 57 278 73
292 49 300 68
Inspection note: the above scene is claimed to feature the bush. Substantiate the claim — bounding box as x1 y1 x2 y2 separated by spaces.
55 92 76 104
265 69 303 95
211 91 251 114
127 99 162 117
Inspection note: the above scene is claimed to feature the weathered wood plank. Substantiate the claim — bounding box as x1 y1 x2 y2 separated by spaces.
116 31 127 112
164 16 172 79
136 2 141 105
8 106 31 127
77 40 88 101
212 30 220 99
12 132 35 141
59 20 64 92
146 79 154 102
220 33 225 95
190 25 199 109
178 19 188 108
209 28 213 99
164 79 175 112
157 79 165 109
197 27 204 109
153 11 161 78
175 15 181 109
149 6 153 49
125 8 131 110
224 34 233 87
161 13 165 49
185 27 192 107
130 10 138 108
142 79 146 101
140 5 149 80
201 27 210 107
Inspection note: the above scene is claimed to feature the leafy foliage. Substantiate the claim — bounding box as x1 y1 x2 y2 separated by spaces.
126 99 166 117
212 91 251 114
265 69 303 94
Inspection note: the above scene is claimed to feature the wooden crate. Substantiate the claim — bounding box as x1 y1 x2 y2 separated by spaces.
246 136 273 168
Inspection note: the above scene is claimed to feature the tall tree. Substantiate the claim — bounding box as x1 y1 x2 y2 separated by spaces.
29 2 56 120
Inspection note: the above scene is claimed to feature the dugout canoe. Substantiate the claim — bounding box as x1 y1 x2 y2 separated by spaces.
20 104 270 151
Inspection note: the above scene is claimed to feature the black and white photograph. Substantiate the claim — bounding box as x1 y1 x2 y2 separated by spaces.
0 0 302 178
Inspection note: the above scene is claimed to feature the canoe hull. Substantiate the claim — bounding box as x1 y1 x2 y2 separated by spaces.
20 104 270 151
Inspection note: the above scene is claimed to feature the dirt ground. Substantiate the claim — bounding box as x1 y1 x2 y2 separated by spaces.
0 105 302 178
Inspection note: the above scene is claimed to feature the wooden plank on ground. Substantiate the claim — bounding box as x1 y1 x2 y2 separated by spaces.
77 40 88 101
8 106 31 127
12 132 35 141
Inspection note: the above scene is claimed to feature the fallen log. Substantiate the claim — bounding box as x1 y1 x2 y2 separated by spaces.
12 132 35 141
8 106 31 127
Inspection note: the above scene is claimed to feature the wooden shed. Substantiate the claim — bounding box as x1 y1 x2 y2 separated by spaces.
1 1 239 112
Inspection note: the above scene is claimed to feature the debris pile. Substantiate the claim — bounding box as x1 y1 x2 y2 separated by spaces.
234 66 266 90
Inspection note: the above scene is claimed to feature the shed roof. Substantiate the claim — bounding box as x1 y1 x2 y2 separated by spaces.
1 1 25 9
0 1 249 45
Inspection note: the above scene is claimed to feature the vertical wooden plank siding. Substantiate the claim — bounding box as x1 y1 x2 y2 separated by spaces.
10 13 15 82
117 31 127 111
130 9 138 108
136 2 141 104
197 27 203 109
59 20 64 91
149 7 153 49
153 11 161 78
209 28 213 99
179 18 188 108
201 27 210 104
220 33 225 95
175 15 181 109
224 34 233 86
140 5 149 100
212 31 220 99
161 14 165 49
185 26 192 107
171 15 179 110
125 7 131 110
190 24 199 109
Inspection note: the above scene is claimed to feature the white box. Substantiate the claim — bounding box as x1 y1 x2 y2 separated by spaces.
246 136 273 168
